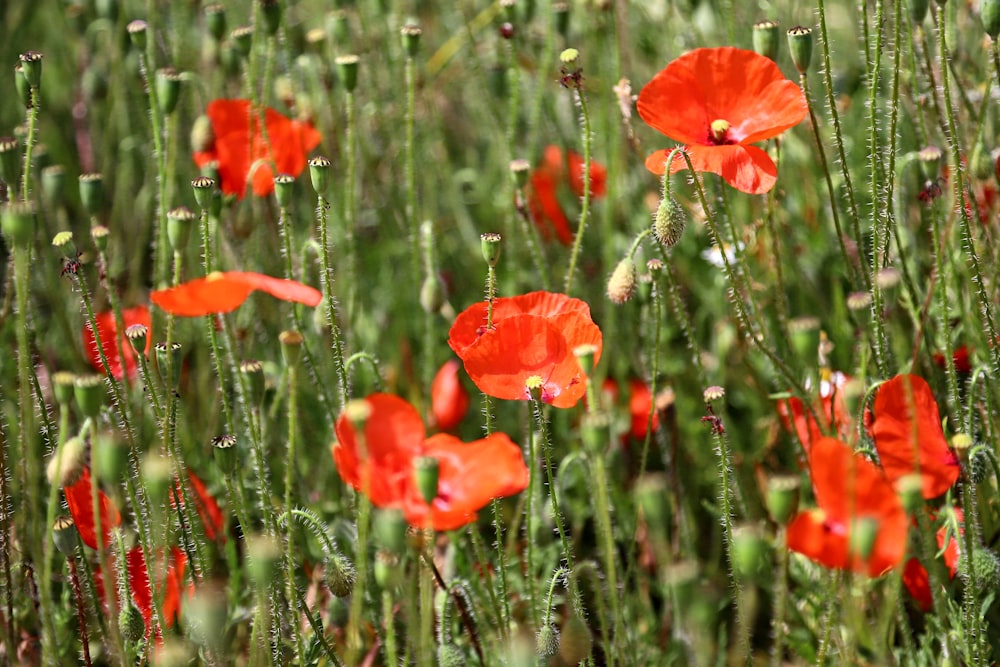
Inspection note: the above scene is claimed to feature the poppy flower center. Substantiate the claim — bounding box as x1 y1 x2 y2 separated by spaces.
709 119 733 145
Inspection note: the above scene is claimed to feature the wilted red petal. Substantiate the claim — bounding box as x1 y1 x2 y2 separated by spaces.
333 393 425 508
646 143 778 195
431 359 470 432
126 546 189 637
64 467 122 550
193 99 322 199
777 373 853 452
83 305 152 379
566 148 607 198
528 169 574 245
902 558 933 612
787 438 907 577
150 271 322 317
869 374 960 499
403 432 528 531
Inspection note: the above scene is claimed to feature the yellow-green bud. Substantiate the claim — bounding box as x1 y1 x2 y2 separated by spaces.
753 20 780 62
896 473 925 514
419 274 445 314
653 195 687 247
191 115 215 154
1 202 35 248
91 225 109 252
325 551 356 597
47 436 86 487
731 523 768 580
536 623 559 658
558 615 593 665
308 156 332 195
335 54 360 93
607 257 636 304
480 232 502 267
73 374 105 419
787 26 813 74
509 159 530 189
560 47 579 65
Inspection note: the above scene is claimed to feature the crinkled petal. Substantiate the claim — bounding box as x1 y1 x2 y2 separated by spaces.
653 144 778 195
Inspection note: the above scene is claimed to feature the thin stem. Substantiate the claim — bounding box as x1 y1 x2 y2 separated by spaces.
21 88 39 203
317 195 349 408
283 360 305 660
564 81 593 296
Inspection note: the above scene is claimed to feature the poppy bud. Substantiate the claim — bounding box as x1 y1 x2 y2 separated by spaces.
52 516 79 557
53 371 76 406
877 266 901 290
335 54 360 93
272 174 294 207
41 165 65 208
606 257 636 304
167 206 196 251
481 232 502 267
653 195 687 247
325 551 356 597
212 434 238 475
560 47 579 65
787 26 813 74
401 23 422 58
119 603 146 643
231 26 254 57
373 508 408 554
308 156 332 196
245 532 282 588
420 274 445 314
204 4 226 41
239 360 266 407
554 3 570 40
19 51 42 90
753 20 780 62
558 615 593 665
537 623 559 658
1 202 35 248
967 445 991 485
279 329 303 367
437 644 464 667
951 432 973 462
0 137 19 188
848 516 879 561
126 20 148 51
846 290 872 313
125 324 148 359
192 175 216 211
155 342 182 390
499 22 515 40
766 475 800 525
73 374 105 419
731 523 768 581
156 68 182 115
92 432 128 483
191 115 215 155
260 0 281 36
79 173 105 218
984 0 1000 39
46 436 86 487
646 257 664 277
414 456 440 505
971 141 994 181
525 375 545 403
910 0 929 22
509 158 530 189
968 548 1000 595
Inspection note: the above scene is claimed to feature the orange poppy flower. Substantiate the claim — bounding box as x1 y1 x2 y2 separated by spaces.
786 437 908 577
150 271 322 317
868 374 960 499
83 305 152 379
637 47 807 195
192 99 322 199
173 470 226 543
448 291 602 409
430 359 470 432
64 467 122 550
126 545 189 635
527 145 608 245
332 393 528 531
776 372 854 452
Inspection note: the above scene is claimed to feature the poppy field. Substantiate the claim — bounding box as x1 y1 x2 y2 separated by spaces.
5 0 1000 664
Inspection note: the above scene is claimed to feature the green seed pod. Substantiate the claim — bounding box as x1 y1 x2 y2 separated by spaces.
765 475 800 525
46 436 86 487
167 206 196 251
508 158 530 189
1 202 35 248
74 374 105 419
93 433 128 485
972 141 994 181
79 173 105 218
607 257 636 304
918 145 943 182
156 68 182 115
19 51 43 89
335 54 360 93
204 4 227 41
126 20 148 51
480 232 501 267
245 533 282 589
273 173 295 208
231 26 254 58
0 137 20 188
327 10 350 44
278 330 303 367
554 3 570 40
239 360 266 407
260 0 282 35
730 523 768 581
52 516 80 557
95 0 119 22
419 274 445 314
373 508 407 554
558 615 593 665
910 0 930 23
125 324 148 358
414 456 440 505
753 20 780 62
308 156 332 195
155 342 182 390
192 175 216 211
787 26 813 74
41 165 65 208
53 371 77 406
212 434 238 476
400 23 422 58
984 0 1000 39
14 64 31 109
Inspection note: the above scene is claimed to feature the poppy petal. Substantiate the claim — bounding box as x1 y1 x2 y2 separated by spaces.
657 144 777 195
64 467 122 550
83 305 152 379
902 558 934 612
869 374 960 499
431 359 470 432
529 169 575 245
151 272 322 317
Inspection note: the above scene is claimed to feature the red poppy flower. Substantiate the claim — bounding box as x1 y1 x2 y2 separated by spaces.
777 372 853 452
173 470 226 543
448 291 602 409
932 345 972 374
430 359 470 432
868 374 960 499
902 508 963 610
83 305 152 379
332 393 528 531
126 545 189 635
150 271 322 317
786 437 908 577
637 47 807 195
64 467 122 550
627 379 660 440
527 145 608 245
192 99 322 199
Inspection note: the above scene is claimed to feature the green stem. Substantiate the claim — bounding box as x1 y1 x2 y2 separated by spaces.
137 50 169 287
345 495 371 664
21 88 39 203
564 81 593 296
317 195 349 408
590 452 622 666
283 361 305 661
524 413 541 633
